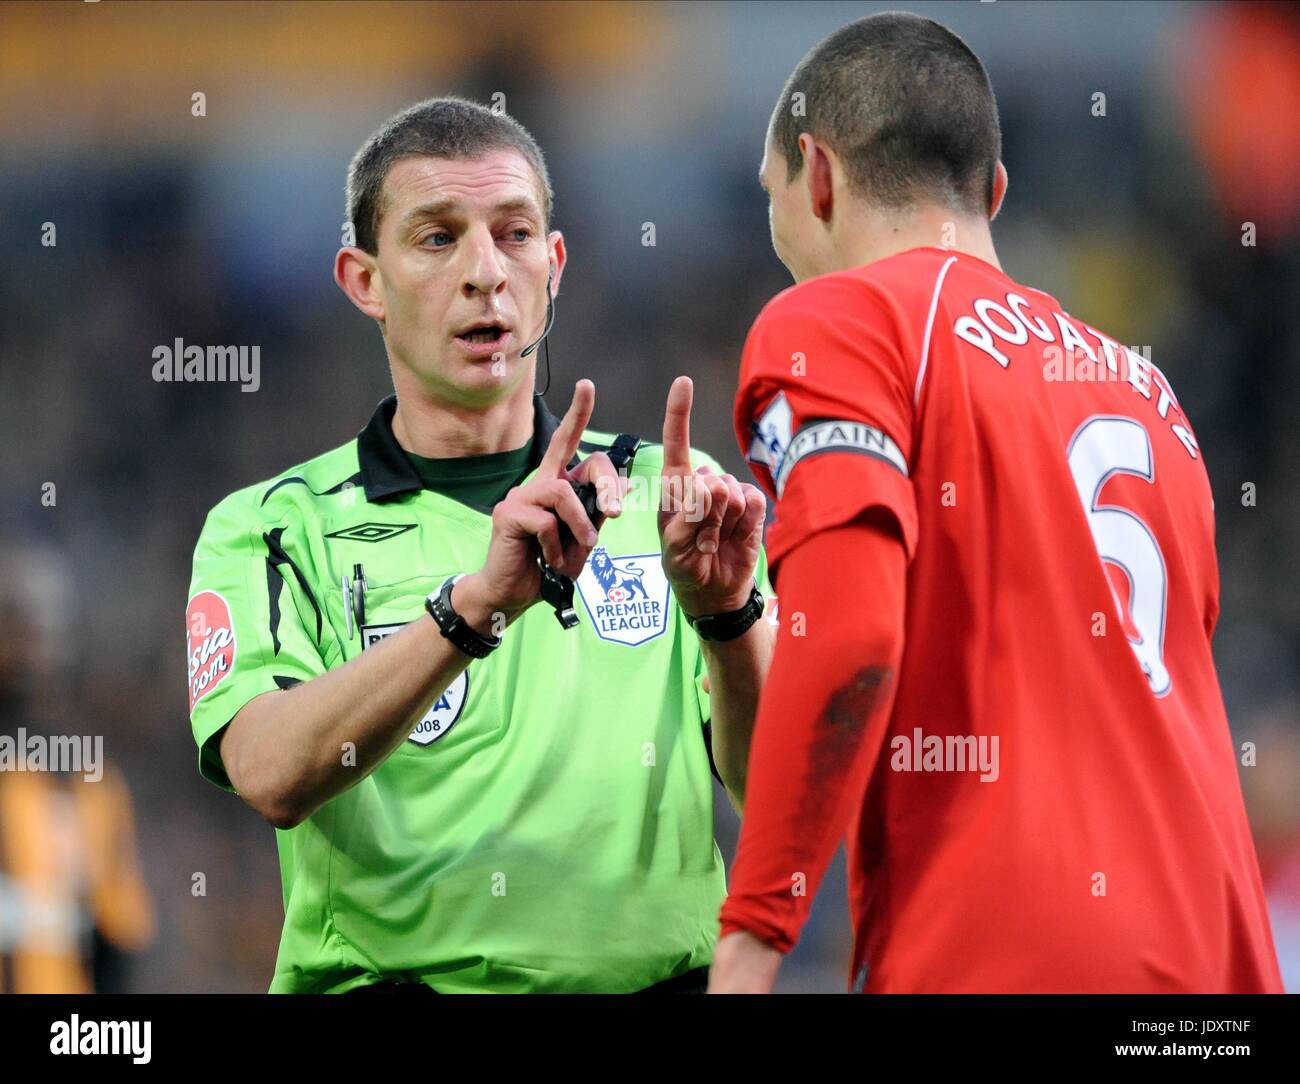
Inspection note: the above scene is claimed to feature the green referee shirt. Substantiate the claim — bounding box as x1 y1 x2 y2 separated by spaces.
186 392 772 993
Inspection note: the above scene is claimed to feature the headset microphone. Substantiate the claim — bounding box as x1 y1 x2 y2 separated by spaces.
521 263 583 627
520 268 555 359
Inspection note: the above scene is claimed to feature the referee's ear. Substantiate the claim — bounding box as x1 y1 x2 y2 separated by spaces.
546 230 567 296
335 246 386 323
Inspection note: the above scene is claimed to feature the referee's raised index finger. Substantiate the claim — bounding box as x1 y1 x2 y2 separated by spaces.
539 379 596 477
661 376 694 477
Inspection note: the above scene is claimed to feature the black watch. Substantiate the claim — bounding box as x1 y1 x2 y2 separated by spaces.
682 583 766 642
426 575 502 659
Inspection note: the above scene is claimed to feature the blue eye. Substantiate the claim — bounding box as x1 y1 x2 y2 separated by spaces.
511 229 530 242
424 232 452 248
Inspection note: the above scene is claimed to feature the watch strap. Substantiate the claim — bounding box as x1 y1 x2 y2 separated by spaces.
684 583 765 643
425 575 502 659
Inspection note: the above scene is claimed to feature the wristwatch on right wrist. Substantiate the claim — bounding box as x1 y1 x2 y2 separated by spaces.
682 582 766 643
425 575 502 659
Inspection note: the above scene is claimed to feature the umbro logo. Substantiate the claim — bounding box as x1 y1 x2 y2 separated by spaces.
324 522 417 543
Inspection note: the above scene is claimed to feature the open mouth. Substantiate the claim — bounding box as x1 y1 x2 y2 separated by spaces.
456 323 508 347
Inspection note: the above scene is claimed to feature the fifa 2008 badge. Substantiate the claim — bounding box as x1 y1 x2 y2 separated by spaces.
576 548 671 646
361 624 467 745
187 590 237 712
747 391 793 477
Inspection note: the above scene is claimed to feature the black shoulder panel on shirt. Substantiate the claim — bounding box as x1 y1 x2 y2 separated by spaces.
263 527 324 648
264 552 284 657
260 472 362 507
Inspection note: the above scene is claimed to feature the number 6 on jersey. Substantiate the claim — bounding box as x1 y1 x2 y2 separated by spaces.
1067 415 1172 697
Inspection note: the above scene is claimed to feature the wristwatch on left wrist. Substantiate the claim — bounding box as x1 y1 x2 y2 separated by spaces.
682 582 765 643
426 575 502 659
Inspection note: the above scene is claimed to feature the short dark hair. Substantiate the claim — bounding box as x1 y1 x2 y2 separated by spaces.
770 12 1000 217
346 96 553 254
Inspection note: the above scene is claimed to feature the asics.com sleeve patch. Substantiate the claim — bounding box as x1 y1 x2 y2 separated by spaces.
187 589 237 712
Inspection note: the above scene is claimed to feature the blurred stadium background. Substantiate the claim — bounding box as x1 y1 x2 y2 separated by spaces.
1 0 1298 992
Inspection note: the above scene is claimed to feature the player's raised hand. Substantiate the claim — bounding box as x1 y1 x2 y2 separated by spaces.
658 376 766 619
471 380 622 619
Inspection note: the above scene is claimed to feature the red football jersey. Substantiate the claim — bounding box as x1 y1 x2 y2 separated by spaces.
731 246 1282 992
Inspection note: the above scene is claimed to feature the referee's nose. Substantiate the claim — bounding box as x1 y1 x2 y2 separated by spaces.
460 226 508 298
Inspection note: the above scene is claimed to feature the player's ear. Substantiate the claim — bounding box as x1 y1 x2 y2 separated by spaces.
546 231 567 296
799 133 835 225
989 161 1009 222
335 246 385 322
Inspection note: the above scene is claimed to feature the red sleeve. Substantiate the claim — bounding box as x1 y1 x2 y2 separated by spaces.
734 274 919 578
718 511 906 953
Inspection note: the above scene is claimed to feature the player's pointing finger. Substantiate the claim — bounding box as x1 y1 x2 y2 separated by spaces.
539 379 595 478
661 376 694 479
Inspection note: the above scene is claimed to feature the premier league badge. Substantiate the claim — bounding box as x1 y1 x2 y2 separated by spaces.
576 548 672 646
747 390 793 473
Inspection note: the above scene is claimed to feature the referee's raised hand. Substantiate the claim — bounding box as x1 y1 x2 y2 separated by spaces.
658 376 767 620
460 380 627 625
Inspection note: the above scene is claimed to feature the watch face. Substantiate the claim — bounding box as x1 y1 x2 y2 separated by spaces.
426 587 455 630
435 577 460 616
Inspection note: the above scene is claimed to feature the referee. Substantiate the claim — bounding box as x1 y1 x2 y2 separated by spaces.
185 98 774 993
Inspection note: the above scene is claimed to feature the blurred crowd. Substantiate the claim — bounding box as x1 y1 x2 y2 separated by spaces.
1 1 1297 991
